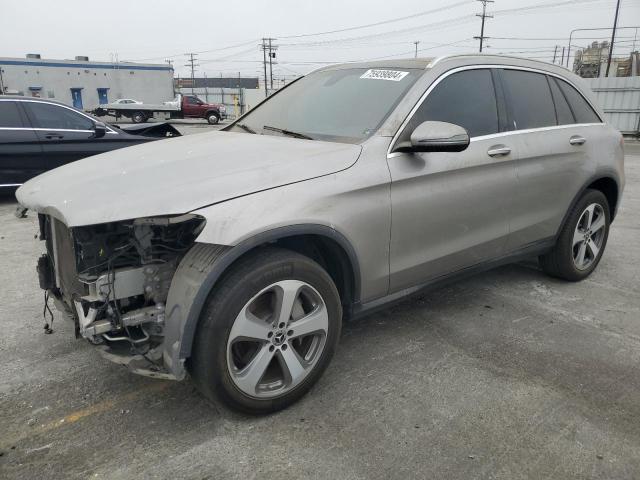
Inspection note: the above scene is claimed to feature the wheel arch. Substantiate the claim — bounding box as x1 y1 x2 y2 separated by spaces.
162 224 361 378
205 109 220 119
586 176 619 220
555 171 621 241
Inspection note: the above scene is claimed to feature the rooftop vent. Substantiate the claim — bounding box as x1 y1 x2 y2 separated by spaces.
26 53 41 59
75 56 89 61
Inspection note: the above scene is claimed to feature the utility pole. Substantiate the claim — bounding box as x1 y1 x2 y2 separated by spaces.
0 64 5 94
474 0 494 53
203 72 209 103
413 41 420 58
605 0 621 77
268 38 277 91
260 38 278 96
184 53 199 95
261 39 268 97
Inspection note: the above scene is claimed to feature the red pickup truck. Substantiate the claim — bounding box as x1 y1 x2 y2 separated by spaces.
93 94 227 124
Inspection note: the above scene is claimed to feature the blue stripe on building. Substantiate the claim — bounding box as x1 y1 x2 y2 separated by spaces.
0 60 172 71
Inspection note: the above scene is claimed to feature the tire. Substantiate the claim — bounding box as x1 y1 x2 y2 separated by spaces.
207 112 220 125
540 189 610 281
189 247 342 414
132 111 147 123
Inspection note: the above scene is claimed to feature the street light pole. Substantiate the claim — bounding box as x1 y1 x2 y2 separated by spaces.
605 0 622 77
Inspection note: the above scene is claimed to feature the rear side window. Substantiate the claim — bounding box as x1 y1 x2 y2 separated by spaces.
501 70 556 130
405 69 499 138
0 101 25 128
26 102 94 130
548 77 575 125
555 79 601 124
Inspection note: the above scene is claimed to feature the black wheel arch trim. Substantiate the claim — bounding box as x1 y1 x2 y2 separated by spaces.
167 224 361 372
554 170 621 241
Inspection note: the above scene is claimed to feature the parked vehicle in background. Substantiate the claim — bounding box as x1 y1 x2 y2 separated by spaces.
17 55 624 414
112 98 142 105
93 93 227 124
0 96 180 190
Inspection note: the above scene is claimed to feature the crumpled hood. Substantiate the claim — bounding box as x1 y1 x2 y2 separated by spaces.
16 131 361 226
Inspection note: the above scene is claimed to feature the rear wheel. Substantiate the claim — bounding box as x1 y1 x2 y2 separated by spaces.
189 247 342 414
540 189 610 281
131 111 147 123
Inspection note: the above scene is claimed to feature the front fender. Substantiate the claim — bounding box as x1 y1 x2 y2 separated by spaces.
162 225 361 379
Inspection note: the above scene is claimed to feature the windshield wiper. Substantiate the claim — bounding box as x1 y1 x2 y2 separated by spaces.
263 125 314 140
235 123 257 134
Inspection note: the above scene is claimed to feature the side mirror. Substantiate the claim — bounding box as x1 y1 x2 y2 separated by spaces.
93 121 107 138
396 121 470 153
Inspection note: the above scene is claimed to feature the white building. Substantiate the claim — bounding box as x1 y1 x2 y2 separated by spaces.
0 54 174 110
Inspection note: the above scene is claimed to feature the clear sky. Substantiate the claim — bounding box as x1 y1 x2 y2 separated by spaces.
1 0 638 81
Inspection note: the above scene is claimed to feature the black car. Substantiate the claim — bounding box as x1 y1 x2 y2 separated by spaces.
0 96 180 191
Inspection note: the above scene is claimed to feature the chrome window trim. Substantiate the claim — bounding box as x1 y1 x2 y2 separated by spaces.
469 122 603 142
0 183 22 187
387 64 604 156
0 98 118 134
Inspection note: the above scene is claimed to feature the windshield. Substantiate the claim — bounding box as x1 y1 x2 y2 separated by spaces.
230 67 422 143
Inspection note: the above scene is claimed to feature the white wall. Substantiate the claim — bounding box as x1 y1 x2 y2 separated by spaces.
0 57 174 110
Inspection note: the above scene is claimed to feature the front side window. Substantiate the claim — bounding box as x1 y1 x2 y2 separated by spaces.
501 70 556 130
555 78 601 124
401 68 499 139
231 67 422 143
186 96 201 105
0 101 25 128
26 102 94 130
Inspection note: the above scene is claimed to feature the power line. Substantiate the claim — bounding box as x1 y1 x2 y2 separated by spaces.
493 0 607 16
474 0 494 52
125 39 261 62
278 1 473 39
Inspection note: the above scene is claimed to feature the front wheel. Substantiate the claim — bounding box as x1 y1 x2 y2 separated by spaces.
207 113 219 125
540 189 610 281
189 247 342 414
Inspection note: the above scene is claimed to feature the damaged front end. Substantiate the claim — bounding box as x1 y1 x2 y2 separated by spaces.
37 213 205 378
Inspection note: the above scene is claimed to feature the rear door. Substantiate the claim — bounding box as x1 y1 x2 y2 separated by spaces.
499 68 603 250
0 99 43 186
387 68 518 291
23 101 109 169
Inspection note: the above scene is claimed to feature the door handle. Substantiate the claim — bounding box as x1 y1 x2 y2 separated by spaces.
569 135 586 146
45 133 64 140
487 145 511 157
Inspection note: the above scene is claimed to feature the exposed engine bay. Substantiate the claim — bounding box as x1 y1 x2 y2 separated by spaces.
37 213 205 371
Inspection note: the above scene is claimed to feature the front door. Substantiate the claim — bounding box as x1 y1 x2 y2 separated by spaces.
23 101 102 170
0 100 44 186
71 88 83 109
183 95 204 118
388 68 517 292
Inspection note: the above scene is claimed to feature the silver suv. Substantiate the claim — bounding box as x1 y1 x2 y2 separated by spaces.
17 55 624 413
